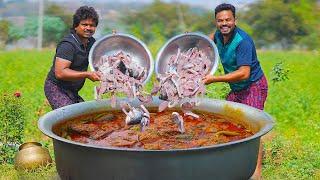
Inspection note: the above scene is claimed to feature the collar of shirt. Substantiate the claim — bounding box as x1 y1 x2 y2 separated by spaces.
217 26 238 46
70 29 94 51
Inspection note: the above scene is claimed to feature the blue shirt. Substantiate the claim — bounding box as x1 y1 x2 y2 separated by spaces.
214 27 263 91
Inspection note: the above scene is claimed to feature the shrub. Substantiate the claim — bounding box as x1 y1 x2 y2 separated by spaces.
0 91 25 164
271 61 290 84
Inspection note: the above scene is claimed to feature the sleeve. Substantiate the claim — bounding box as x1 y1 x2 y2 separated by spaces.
55 42 75 62
236 40 253 66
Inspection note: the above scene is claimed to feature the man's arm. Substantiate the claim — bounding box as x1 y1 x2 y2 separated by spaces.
202 66 250 85
55 57 101 81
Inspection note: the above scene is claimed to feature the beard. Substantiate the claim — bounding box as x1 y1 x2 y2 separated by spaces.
83 31 94 38
219 25 235 36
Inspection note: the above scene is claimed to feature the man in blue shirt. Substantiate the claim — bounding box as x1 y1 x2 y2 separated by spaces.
203 3 268 180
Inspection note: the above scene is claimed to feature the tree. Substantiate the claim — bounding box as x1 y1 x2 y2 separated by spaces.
45 4 72 34
8 16 66 47
242 0 319 50
7 3 70 47
24 16 66 46
289 0 320 49
148 22 166 55
0 20 10 49
8 25 24 43
121 1 203 44
190 11 215 36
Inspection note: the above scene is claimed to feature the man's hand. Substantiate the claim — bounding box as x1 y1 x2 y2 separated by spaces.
55 57 101 81
202 75 215 85
202 66 250 85
86 71 101 81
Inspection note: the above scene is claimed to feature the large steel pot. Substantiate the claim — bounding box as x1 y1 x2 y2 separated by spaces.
155 32 219 75
38 98 274 180
88 32 154 84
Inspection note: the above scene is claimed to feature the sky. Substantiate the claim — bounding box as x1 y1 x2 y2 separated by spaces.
131 0 256 9
39 0 257 10
169 0 256 9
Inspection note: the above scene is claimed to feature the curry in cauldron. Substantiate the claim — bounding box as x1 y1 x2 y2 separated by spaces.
53 108 253 150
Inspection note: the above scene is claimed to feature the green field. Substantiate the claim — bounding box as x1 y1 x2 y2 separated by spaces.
0 50 319 179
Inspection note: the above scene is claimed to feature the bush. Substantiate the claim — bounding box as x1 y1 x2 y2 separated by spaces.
270 61 290 84
0 91 25 164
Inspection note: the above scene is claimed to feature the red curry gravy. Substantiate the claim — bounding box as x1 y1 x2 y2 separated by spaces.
53 109 254 150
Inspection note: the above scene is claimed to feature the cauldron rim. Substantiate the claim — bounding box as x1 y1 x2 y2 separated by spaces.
38 97 274 152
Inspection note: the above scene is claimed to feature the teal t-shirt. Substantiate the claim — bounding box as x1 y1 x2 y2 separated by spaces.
214 27 263 91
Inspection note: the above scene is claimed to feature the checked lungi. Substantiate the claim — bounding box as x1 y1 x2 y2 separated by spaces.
44 78 84 110
227 75 268 110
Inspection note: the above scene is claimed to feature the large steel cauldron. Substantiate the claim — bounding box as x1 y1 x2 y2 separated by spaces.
88 32 154 84
155 32 219 75
38 97 274 180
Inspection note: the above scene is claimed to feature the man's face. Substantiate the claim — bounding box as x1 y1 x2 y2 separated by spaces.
215 10 236 36
75 19 97 39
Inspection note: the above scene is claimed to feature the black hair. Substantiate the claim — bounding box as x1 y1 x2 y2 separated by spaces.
214 3 236 18
73 6 99 28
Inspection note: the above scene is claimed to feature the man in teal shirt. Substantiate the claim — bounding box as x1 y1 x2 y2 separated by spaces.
203 3 268 180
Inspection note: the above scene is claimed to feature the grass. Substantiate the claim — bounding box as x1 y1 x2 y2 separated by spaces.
0 49 319 179
259 51 320 179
